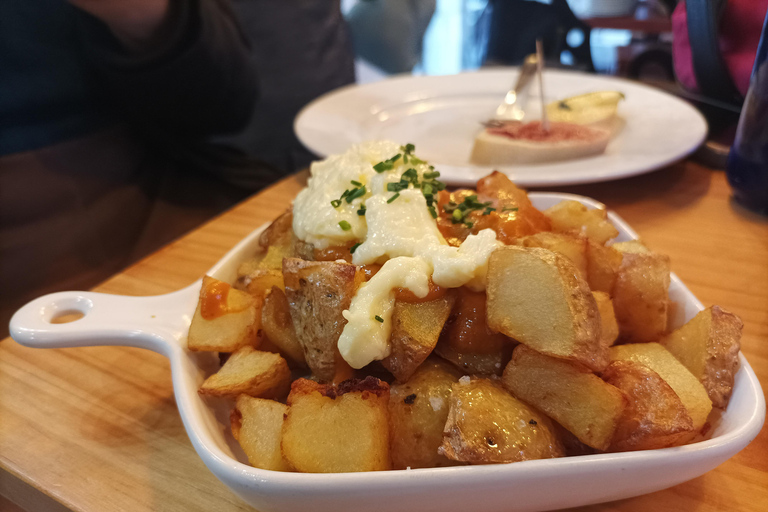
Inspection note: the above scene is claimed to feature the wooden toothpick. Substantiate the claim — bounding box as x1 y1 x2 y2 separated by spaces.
536 39 550 132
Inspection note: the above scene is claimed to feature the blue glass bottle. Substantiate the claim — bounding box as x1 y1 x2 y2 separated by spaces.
726 11 768 213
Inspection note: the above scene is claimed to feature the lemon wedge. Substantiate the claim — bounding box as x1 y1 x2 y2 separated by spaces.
546 91 625 127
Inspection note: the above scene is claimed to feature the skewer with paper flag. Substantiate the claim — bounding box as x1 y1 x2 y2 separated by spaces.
536 39 550 132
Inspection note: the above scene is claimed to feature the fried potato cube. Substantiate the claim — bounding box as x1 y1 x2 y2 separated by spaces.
199 346 291 399
283 258 357 381
544 200 619 245
231 396 292 471
612 240 650 254
519 232 588 279
593 291 619 347
258 210 294 250
502 345 627 451
661 306 743 408
612 250 671 343
382 295 456 382
235 211 297 279
261 286 306 366
389 359 462 469
486 246 607 372
586 240 622 294
244 269 284 298
188 276 262 352
436 288 513 375
475 171 552 239
609 343 712 430
602 360 694 451
281 377 391 472
441 378 564 464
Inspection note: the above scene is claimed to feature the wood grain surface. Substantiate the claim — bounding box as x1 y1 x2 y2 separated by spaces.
1 163 766 512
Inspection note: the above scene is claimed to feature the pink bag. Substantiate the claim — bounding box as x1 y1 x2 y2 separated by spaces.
673 0 768 101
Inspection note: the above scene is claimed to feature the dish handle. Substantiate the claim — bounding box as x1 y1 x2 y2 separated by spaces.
8 285 199 356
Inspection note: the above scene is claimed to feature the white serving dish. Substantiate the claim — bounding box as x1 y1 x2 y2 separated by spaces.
294 69 708 187
10 193 765 512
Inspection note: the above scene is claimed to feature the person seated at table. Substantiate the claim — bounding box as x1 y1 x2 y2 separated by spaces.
0 0 260 332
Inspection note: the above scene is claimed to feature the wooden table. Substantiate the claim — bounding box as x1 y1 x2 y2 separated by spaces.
1 162 766 512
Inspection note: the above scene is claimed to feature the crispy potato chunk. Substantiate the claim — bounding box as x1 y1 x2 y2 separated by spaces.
435 172 550 245
236 211 297 279
282 258 357 381
198 346 291 399
586 240 622 294
281 378 391 472
544 200 619 245
518 232 588 279
486 246 606 371
661 306 743 409
502 345 627 451
261 286 306 366
188 276 262 352
389 359 462 469
258 210 294 249
609 343 712 430
382 295 456 382
244 269 284 298
593 291 619 348
441 378 564 464
602 360 694 451
612 250 671 343
231 396 292 471
436 288 513 375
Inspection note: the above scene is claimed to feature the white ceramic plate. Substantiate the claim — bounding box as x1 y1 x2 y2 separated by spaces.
10 193 763 512
294 69 708 187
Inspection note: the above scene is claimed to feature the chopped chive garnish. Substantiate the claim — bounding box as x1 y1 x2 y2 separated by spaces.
374 315 384 323
428 205 438 218
345 185 366 203
339 220 351 231
387 192 400 203
350 242 362 254
483 207 496 215
357 204 366 216
350 180 362 187
424 171 440 179
331 199 342 208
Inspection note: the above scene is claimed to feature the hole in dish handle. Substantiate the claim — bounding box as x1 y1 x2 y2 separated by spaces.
8 286 198 355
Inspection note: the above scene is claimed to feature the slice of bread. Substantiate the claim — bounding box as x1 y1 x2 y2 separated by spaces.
471 121 611 165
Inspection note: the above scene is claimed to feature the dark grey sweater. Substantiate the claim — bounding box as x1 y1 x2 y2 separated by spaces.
0 0 260 330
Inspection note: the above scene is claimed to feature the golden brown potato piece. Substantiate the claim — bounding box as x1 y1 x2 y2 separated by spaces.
231 395 293 471
261 286 306 367
436 288 513 376
592 291 619 348
612 240 650 254
282 258 357 381
198 346 291 399
486 246 607 372
244 269 284 298
258 210 294 250
602 360 694 451
382 295 456 382
389 359 462 469
586 240 622 294
518 232 588 279
612 250 671 343
188 276 262 352
281 377 391 472
441 378 564 464
661 306 743 409
609 343 712 430
502 345 627 451
544 200 619 245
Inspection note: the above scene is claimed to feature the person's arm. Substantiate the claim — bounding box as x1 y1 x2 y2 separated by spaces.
72 0 259 136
